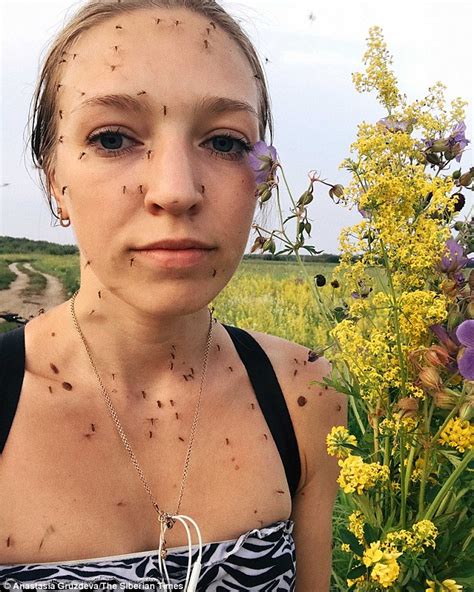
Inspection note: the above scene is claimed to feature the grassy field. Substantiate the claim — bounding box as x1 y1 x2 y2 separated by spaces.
0 252 352 588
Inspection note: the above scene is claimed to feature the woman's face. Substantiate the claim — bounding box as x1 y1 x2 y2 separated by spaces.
51 8 260 315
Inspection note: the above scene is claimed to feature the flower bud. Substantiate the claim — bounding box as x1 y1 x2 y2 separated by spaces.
452 193 465 212
466 302 474 319
424 345 451 368
452 169 462 180
329 184 344 200
314 274 326 287
459 396 474 421
458 169 474 187
442 279 460 298
395 397 419 418
250 236 266 253
430 139 450 152
432 389 458 410
454 221 464 231
447 309 464 330
419 367 442 391
259 189 272 203
262 238 276 254
298 190 314 207
425 152 441 165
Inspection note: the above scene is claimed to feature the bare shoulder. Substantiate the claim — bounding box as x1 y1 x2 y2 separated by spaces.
243 328 348 491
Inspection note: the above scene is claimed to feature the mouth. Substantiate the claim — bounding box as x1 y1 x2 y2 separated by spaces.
133 245 217 269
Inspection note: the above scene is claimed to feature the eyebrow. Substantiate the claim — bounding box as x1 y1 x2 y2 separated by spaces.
73 93 259 119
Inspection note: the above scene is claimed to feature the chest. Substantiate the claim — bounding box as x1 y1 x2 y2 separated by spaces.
0 362 293 564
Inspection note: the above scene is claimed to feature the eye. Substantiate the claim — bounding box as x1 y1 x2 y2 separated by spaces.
86 127 138 158
203 133 253 161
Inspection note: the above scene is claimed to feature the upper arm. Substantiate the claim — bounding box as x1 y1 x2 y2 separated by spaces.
246 331 348 591
289 357 348 591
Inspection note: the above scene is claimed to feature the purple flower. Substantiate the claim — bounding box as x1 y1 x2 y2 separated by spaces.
423 121 470 163
430 323 461 373
358 203 370 218
449 121 470 161
377 117 411 133
248 141 279 184
438 239 469 274
456 320 474 380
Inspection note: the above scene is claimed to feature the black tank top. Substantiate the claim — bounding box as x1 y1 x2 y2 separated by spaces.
0 324 301 498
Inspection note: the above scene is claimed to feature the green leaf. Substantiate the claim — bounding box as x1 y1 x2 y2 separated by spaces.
346 564 366 579
363 523 379 544
339 528 365 556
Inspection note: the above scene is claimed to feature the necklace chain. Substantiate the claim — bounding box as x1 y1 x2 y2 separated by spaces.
69 290 214 531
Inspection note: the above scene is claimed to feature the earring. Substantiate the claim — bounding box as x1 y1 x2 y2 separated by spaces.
57 206 71 227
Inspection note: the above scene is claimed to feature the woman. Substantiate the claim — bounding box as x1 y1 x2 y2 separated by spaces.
0 1 347 590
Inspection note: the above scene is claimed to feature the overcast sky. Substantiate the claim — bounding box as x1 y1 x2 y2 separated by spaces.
1 0 473 253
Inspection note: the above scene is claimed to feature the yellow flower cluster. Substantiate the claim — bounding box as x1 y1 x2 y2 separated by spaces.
379 415 420 437
337 454 390 495
398 291 448 345
348 509 365 542
363 541 403 588
326 425 358 459
438 417 474 453
385 519 438 553
425 578 463 592
352 26 400 111
332 320 401 405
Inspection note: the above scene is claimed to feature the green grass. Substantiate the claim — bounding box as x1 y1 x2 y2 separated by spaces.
16 262 47 297
0 259 17 290
26 254 80 298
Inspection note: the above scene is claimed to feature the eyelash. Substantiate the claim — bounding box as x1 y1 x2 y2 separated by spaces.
85 127 253 161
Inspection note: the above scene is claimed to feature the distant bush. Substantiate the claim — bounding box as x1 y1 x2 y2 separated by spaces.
0 236 78 255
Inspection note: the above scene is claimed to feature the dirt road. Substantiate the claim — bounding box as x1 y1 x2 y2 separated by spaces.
0 262 66 322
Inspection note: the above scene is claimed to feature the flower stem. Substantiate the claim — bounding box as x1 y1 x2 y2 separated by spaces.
423 449 474 521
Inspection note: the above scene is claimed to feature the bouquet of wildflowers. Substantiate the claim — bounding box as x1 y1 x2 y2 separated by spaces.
250 27 473 592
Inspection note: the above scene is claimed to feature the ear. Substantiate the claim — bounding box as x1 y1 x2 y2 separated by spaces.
48 167 69 216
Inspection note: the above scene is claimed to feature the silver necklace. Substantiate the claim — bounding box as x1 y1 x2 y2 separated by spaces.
69 289 214 589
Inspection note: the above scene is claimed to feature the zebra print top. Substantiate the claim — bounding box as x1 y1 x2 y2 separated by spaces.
0 519 296 590
0 324 301 590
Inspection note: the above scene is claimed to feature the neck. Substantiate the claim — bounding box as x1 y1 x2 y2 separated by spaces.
68 281 214 400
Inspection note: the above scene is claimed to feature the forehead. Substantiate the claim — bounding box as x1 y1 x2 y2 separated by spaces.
60 8 259 114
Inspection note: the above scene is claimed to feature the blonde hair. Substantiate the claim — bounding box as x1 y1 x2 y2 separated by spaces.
27 0 274 223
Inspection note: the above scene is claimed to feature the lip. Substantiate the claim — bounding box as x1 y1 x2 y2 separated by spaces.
134 239 215 250
135 248 214 268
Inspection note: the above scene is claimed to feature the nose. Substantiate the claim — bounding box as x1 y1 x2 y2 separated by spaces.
142 134 204 216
